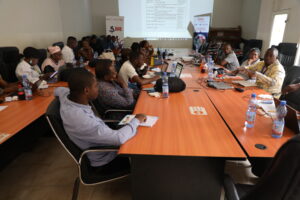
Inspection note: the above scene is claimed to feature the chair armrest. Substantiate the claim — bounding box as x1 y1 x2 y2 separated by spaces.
223 174 240 200
79 146 120 165
103 119 120 123
104 109 133 115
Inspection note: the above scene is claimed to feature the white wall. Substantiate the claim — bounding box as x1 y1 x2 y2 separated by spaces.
211 0 243 28
0 0 93 51
240 0 261 39
256 0 300 53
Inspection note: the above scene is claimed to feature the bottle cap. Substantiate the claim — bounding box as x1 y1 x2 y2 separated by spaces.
280 100 286 106
251 93 256 98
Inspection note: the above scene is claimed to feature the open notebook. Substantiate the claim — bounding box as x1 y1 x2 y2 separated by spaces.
119 115 159 127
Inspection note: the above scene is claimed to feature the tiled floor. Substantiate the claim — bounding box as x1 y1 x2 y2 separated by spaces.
0 137 258 200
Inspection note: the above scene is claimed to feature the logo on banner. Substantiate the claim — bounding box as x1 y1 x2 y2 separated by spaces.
109 26 123 34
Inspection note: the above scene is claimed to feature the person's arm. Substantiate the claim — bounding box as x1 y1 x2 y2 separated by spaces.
255 65 285 87
99 81 135 108
0 78 8 88
282 83 300 94
78 113 146 146
131 75 160 85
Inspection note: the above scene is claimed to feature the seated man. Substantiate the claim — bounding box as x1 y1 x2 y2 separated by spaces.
42 46 65 73
217 43 240 71
118 51 159 87
232 48 285 96
282 78 300 111
55 68 146 167
62 36 77 64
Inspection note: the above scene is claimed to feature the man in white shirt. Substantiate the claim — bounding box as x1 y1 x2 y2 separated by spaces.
42 46 65 73
118 52 159 86
55 68 146 167
62 36 77 64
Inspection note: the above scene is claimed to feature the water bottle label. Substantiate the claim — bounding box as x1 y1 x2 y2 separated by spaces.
272 120 284 137
246 111 256 122
162 85 169 98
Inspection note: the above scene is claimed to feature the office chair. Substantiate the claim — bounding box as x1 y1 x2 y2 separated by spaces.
223 134 300 200
0 47 20 82
91 99 132 120
46 98 130 200
240 39 263 63
277 43 298 70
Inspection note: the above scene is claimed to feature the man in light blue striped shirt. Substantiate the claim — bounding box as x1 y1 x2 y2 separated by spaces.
55 68 146 167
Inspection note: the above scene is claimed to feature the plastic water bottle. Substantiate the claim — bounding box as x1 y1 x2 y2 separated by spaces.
245 93 257 128
162 72 169 98
272 101 287 138
93 51 98 59
171 62 177 73
79 56 84 68
207 61 214 81
22 74 33 100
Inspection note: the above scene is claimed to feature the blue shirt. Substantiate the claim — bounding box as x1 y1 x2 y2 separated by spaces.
55 87 140 167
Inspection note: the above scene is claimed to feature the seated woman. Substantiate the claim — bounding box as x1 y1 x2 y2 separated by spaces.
41 46 65 73
241 48 261 67
237 48 261 79
95 59 137 119
16 47 50 89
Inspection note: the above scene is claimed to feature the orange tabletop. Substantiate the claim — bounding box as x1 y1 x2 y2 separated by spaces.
205 88 295 158
0 82 67 144
119 89 246 158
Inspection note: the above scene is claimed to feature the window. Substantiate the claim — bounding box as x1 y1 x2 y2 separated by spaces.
269 13 288 47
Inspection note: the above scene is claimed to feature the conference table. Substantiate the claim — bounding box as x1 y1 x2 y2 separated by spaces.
0 50 297 199
119 52 296 199
0 82 67 144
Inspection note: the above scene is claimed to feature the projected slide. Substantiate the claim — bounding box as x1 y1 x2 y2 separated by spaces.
119 0 214 39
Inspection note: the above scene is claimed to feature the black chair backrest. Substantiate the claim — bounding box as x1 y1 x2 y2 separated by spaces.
243 39 263 56
277 43 298 69
0 61 10 82
278 43 298 56
37 49 47 69
282 66 300 90
52 42 64 50
242 135 300 200
46 98 82 162
0 47 20 82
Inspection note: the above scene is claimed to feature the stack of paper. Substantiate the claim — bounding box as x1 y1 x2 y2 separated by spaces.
119 115 159 127
232 80 257 87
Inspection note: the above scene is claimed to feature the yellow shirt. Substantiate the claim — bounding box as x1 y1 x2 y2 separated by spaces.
246 60 285 95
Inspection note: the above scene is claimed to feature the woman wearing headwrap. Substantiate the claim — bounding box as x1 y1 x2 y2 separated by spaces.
41 46 65 73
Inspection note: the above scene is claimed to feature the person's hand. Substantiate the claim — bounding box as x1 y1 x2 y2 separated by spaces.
4 84 18 93
282 83 300 94
246 69 256 78
41 72 52 80
135 114 147 123
116 76 128 88
153 75 160 81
